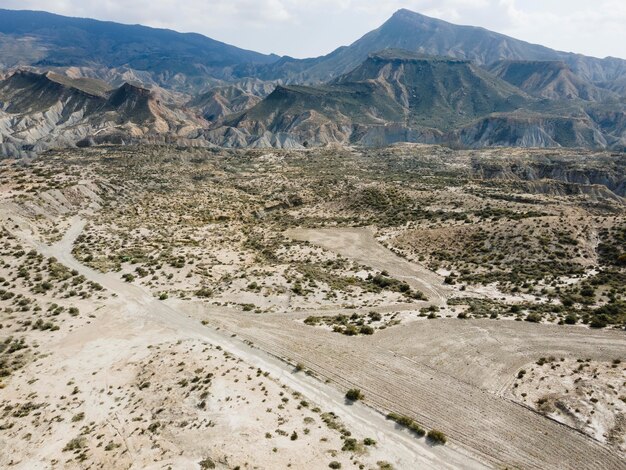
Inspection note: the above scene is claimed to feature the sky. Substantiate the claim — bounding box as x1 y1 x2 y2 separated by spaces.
0 0 624 60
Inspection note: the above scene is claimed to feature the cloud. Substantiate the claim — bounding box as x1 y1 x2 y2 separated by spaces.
0 0 624 58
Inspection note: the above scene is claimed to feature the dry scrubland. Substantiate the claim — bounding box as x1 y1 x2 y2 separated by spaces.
0 144 624 469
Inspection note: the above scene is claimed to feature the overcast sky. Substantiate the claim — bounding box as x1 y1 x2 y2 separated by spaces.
1 0 624 59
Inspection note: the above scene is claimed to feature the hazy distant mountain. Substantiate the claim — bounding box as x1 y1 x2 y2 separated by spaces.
0 9 278 92
239 9 626 89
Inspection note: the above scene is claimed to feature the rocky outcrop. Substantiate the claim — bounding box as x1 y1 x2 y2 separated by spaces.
472 152 626 199
0 70 207 157
489 61 617 102
188 78 276 121
453 113 608 149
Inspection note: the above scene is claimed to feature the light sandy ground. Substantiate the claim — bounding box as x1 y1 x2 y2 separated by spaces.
286 227 454 306
0 213 484 470
1 164 624 470
510 358 626 456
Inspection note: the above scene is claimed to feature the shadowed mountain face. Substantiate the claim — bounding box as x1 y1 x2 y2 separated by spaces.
206 50 531 147
0 9 278 92
206 50 626 150
489 61 617 102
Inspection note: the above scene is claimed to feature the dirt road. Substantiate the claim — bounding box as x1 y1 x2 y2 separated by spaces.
9 216 484 470
9 215 626 469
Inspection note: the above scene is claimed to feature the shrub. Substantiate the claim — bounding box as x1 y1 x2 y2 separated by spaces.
525 313 542 323
342 438 358 451
368 312 382 321
360 325 374 335
195 287 213 298
345 389 364 401
386 413 425 437
590 316 608 328
426 429 447 445
199 457 216 469
564 314 577 325
63 437 86 452
329 462 341 469
343 325 359 336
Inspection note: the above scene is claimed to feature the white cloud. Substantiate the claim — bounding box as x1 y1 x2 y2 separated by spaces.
0 0 624 58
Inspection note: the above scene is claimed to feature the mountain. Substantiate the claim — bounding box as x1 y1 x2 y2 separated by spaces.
188 78 276 121
0 9 278 92
489 61 616 102
0 8 624 153
0 70 207 157
454 111 611 149
238 9 626 89
207 50 626 150
206 50 532 147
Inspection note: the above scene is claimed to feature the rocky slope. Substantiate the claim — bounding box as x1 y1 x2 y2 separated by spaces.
489 61 617 102
0 8 625 153
207 50 532 147
0 71 207 157
206 50 626 150
188 78 276 121
471 151 626 198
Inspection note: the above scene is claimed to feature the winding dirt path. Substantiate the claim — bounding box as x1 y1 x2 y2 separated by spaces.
8 214 626 469
8 215 484 470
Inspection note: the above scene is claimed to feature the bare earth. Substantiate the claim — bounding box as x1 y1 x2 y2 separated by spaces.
1 147 624 470
0 214 482 470
4 214 624 469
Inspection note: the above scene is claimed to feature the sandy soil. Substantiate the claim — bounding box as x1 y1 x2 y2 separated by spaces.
1 148 624 470
0 213 482 470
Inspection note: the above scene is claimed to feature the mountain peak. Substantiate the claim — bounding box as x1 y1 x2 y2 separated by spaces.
387 9 439 25
391 9 425 19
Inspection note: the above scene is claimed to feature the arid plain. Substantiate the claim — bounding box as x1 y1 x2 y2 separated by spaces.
0 144 624 469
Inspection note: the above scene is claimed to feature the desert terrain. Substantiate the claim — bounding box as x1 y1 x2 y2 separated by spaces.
0 144 624 469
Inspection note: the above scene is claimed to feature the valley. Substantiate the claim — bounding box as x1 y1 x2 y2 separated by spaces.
0 5 625 469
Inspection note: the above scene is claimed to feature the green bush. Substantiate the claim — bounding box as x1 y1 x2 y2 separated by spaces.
345 389 364 401
427 429 447 445
525 313 542 323
360 325 374 335
386 413 425 437
564 314 577 325
342 438 358 451
590 316 608 328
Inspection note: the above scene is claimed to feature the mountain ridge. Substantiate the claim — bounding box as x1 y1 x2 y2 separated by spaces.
0 8 624 153
236 9 626 87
